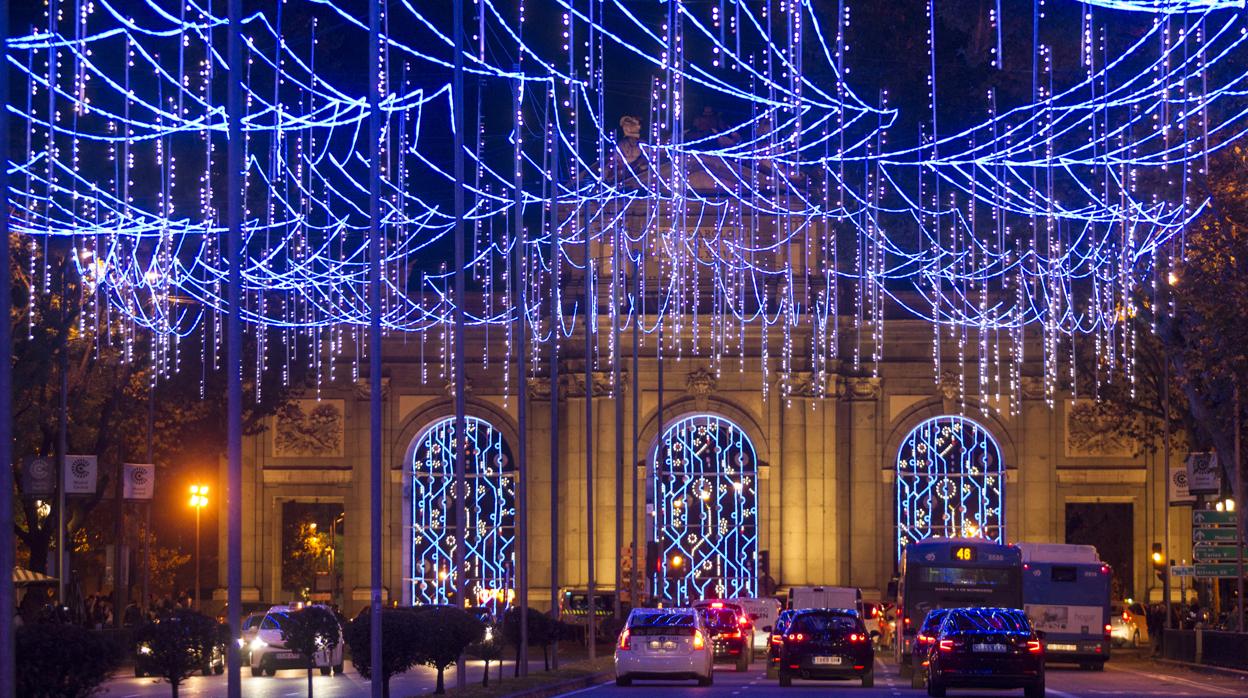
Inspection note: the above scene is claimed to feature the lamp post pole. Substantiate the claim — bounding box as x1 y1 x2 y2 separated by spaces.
189 485 208 610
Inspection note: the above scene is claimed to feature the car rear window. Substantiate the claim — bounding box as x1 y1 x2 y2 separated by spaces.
947 610 1030 634
701 608 739 628
629 612 697 636
260 612 289 630
919 610 948 633
792 613 862 634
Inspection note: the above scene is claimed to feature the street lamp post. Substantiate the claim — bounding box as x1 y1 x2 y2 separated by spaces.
189 485 209 609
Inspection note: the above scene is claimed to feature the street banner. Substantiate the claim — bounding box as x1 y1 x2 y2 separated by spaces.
1185 452 1221 495
20 457 56 497
1168 467 1196 504
123 463 155 500
63 455 98 495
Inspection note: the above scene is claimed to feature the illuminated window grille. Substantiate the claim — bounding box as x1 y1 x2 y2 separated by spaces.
896 415 1004 560
651 414 759 605
409 416 516 611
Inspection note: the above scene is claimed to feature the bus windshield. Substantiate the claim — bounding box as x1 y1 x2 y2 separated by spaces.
918 566 1014 587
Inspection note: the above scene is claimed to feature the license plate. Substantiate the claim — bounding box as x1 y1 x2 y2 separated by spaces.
812 656 843 665
972 643 1008 653
1047 643 1077 652
648 639 677 650
277 652 300 660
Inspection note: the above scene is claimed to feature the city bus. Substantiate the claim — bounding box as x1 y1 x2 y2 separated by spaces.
892 538 1023 678
1018 543 1112 669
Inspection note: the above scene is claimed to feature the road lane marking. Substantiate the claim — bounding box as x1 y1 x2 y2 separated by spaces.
1046 688 1082 698
1106 664 1244 695
553 682 609 696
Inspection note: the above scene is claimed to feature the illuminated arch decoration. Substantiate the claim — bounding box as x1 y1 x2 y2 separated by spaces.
896 416 1004 560
651 414 758 605
409 416 516 611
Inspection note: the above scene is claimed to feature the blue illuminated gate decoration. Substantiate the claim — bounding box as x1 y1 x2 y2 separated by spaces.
651 414 758 604
409 416 516 612
896 416 1004 560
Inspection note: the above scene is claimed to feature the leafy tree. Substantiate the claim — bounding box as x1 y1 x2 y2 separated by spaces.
279 605 343 698
412 606 484 695
343 608 423 698
132 609 221 698
501 607 569 675
468 620 505 686
16 622 118 698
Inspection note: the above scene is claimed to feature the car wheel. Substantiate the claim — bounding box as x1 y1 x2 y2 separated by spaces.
333 663 344 675
1132 631 1140 648
736 654 749 672
320 666 331 676
134 667 145 678
697 673 713 687
778 672 792 688
862 669 874 688
766 663 778 679
1024 679 1045 698
911 670 925 690
926 679 946 698
250 665 263 677
615 675 632 687
899 661 913 678
215 661 225 675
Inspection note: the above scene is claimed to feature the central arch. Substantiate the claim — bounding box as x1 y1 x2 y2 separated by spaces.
650 413 759 604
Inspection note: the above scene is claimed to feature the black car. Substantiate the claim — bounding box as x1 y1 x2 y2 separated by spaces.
698 606 753 671
910 609 949 688
924 608 1044 698
776 609 874 688
766 609 796 678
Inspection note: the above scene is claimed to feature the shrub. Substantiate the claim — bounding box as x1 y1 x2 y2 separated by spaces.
467 621 505 686
343 608 423 698
279 605 342 698
132 609 220 698
409 606 483 694
16 622 118 698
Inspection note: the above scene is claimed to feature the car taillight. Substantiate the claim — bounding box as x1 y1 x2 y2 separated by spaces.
1027 640 1042 653
618 628 631 651
1122 611 1130 622
1104 624 1112 637
938 639 954 652
849 633 866 643
718 630 741 639
917 634 933 644
693 630 706 650
786 633 805 643
770 634 783 645
739 615 750 626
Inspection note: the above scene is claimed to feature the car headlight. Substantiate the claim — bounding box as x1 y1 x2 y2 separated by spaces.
236 637 246 648
250 638 268 651
138 643 152 655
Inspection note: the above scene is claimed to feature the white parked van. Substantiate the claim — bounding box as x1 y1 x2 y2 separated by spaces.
731 597 783 651
790 586 862 613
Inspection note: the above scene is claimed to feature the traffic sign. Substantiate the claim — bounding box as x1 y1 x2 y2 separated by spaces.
1192 527 1239 542
1193 563 1243 578
1170 565 1196 577
1193 544 1248 561
1192 510 1237 526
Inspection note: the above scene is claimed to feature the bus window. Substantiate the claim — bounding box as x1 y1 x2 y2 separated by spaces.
1050 566 1077 583
919 566 1013 587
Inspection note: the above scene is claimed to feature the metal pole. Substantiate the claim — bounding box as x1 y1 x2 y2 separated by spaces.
58 339 68 605
613 225 624 621
451 0 469 688
1236 384 1244 633
113 462 124 625
0 2 16 686
549 95 562 669
630 257 640 611
225 0 244 693
143 384 153 616
584 195 596 662
1162 355 1172 649
367 0 385 694
194 507 201 610
513 69 530 678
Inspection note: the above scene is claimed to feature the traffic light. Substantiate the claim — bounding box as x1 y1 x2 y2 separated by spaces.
1152 542 1165 582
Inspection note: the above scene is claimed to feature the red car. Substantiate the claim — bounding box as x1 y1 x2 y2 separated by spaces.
692 600 754 671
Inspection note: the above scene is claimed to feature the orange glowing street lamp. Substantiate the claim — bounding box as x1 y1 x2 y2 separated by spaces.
189 484 209 609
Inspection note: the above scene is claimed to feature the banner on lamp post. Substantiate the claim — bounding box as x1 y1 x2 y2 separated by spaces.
1169 467 1196 504
63 455 98 495
1185 452 1221 495
123 463 155 500
21 457 56 498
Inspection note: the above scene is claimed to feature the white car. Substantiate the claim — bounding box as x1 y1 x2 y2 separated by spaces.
248 605 345 677
614 608 714 687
